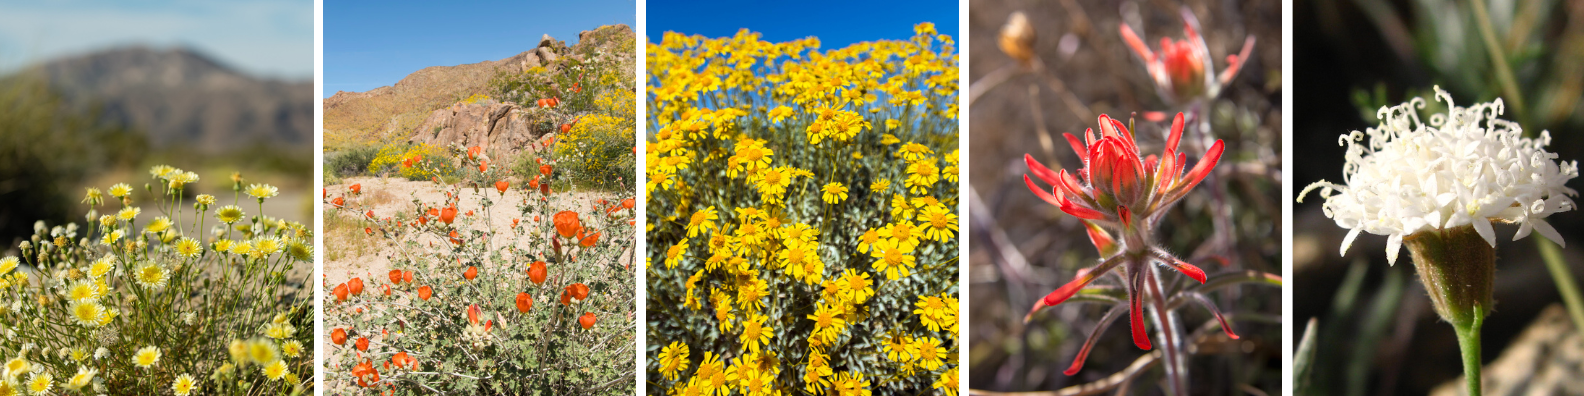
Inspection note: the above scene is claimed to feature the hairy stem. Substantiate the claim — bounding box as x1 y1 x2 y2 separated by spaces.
1453 313 1485 396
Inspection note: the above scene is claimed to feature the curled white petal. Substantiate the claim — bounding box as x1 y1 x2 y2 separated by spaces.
1309 86 1577 256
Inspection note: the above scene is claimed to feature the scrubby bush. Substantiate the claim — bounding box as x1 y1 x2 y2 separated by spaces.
0 166 315 395
644 25 960 395
368 143 456 182
322 145 637 394
327 144 382 179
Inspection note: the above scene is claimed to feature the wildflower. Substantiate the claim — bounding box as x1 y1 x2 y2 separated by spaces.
528 261 548 284
560 283 591 305
821 182 848 204
69 300 106 327
133 262 169 290
356 337 369 352
25 372 51 394
553 211 582 238
216 205 245 224
262 360 288 381
175 237 202 258
739 312 773 352
0 257 15 275
133 346 161 368
807 302 847 343
117 206 141 221
245 184 279 200
145 216 172 233
495 180 509 195
418 285 433 301
933 367 958 396
331 328 348 345
1119 8 1255 104
348 277 365 296
281 340 303 358
515 292 533 313
64 366 96 390
108 183 131 198
4 357 28 378
463 266 478 281
869 238 917 280
665 238 690 269
686 206 718 237
659 342 690 380
171 374 198 395
839 269 874 303
832 371 870 396
579 312 597 329
196 194 215 206
265 322 296 339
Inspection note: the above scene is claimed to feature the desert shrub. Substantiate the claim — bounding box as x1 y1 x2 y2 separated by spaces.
327 144 382 178
0 166 315 394
554 84 637 191
645 25 960 395
322 146 637 394
368 143 456 182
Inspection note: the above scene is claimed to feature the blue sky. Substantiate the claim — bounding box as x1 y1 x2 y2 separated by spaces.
0 0 312 80
645 0 958 51
325 0 635 98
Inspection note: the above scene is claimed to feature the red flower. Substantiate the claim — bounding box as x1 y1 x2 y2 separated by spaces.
364 227 373 235
348 277 365 296
553 211 581 238
382 284 391 296
1119 11 1255 104
463 266 477 281
332 196 345 208
352 359 380 387
579 312 596 329
356 336 369 352
560 123 572 133
578 229 601 247
467 146 482 160
418 285 433 301
466 210 475 217
350 183 361 194
389 270 403 284
440 206 457 224
560 283 590 305
570 82 581 93
512 218 520 228
528 261 548 285
365 210 376 219
333 283 349 302
515 292 533 313
540 164 552 176
479 160 489 173
403 270 414 284
622 198 635 209
331 328 347 345
495 180 509 195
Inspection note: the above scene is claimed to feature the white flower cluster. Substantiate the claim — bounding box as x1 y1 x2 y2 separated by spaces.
1301 86 1578 264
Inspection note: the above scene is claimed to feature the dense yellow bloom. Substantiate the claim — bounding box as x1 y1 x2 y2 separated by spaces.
133 262 169 290
216 205 245 224
738 312 774 353
933 367 958 396
870 238 917 280
0 257 15 275
175 237 203 258
686 206 718 238
665 238 690 269
920 206 958 242
108 183 131 198
262 360 288 381
832 371 871 396
134 346 161 368
117 206 141 221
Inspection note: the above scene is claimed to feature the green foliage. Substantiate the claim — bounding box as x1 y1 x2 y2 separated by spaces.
368 143 456 182
327 144 382 178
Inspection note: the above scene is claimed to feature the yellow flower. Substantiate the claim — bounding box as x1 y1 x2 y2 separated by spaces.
5 357 30 378
832 371 870 396
665 238 690 269
933 366 958 396
767 106 794 123
175 237 203 258
265 322 296 339
216 205 245 224
839 269 874 304
66 280 99 302
171 374 198 396
884 331 916 362
262 360 288 381
890 194 915 220
806 302 846 343
150 165 176 179
134 262 169 290
108 183 131 198
195 194 216 206
81 187 103 206
25 372 51 394
247 339 281 365
905 158 940 194
920 206 958 242
914 293 957 333
912 336 946 370
245 184 278 200
738 312 774 353
89 255 115 278
885 119 900 130
231 241 254 257
658 341 690 381
134 346 161 368
64 366 96 390
821 182 848 204
214 239 234 253
117 206 141 221
870 238 917 280
686 206 718 238
0 257 16 275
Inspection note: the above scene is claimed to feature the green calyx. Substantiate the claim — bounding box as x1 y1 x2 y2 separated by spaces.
1404 225 1496 328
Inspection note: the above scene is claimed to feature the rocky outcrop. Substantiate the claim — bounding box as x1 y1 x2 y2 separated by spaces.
406 100 556 159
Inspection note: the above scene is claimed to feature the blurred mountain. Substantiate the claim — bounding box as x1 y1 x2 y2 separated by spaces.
33 46 312 153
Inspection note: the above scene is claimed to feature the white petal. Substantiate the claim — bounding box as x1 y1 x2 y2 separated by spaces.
1531 218 1565 248
1340 227 1363 257
1471 217 1497 247
1386 233 1403 266
1513 220 1533 241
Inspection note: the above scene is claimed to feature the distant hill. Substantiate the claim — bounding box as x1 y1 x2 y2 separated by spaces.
324 24 634 150
32 46 312 153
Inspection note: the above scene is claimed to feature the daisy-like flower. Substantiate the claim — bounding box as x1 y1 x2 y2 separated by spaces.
26 372 51 394
686 206 718 238
664 238 690 269
870 178 891 192
839 269 874 304
912 336 946 370
64 366 96 390
869 238 916 280
133 346 160 368
174 237 202 258
806 302 847 343
247 339 281 365
832 371 870 396
658 341 690 380
108 183 131 198
821 182 848 204
0 257 16 275
933 367 959 396
65 280 99 302
150 165 176 179
738 312 774 353
69 300 106 327
281 341 303 358
101 229 123 245
195 194 216 206
919 205 958 242
88 255 114 278
171 374 198 396
245 183 279 200
263 360 288 381
117 206 141 221
1300 87 1578 263
145 216 172 233
216 205 245 224
133 262 169 290
5 356 29 378
912 293 955 332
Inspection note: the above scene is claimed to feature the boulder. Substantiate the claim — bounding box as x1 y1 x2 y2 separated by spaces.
408 101 557 160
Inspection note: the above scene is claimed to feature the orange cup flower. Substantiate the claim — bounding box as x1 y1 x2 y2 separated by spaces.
332 196 345 208
553 211 581 238
463 266 477 281
539 164 553 176
352 359 380 387
560 123 572 133
621 198 635 210
356 336 369 352
388 270 403 284
331 328 348 345
350 183 361 194
515 292 533 313
440 206 457 224
579 229 601 247
418 285 433 301
333 283 349 302
560 283 590 305
495 180 509 195
403 270 414 284
479 160 489 173
528 261 548 285
579 312 597 329
348 277 365 296
467 146 482 160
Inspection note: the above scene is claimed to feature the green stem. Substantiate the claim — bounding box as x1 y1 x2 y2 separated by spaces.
1535 238 1584 332
1452 313 1485 396
1470 0 1528 124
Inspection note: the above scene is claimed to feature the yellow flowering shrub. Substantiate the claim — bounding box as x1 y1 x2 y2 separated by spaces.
646 24 960 395
0 167 314 394
368 142 456 181
554 85 637 190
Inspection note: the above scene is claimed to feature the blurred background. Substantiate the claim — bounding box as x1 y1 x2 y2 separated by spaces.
1294 0 1584 394
0 0 314 249
968 0 1282 394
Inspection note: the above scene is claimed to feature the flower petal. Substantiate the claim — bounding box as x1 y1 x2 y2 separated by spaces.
1064 304 1128 375
1385 233 1403 266
1530 218 1566 248
1025 255 1126 322
1165 112 1185 154
1189 292 1239 339
1024 154 1062 186
1127 265 1152 350
1471 216 1497 247
1340 227 1362 257
1023 175 1061 206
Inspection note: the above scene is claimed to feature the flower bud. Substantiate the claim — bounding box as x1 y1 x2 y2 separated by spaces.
999 11 1036 66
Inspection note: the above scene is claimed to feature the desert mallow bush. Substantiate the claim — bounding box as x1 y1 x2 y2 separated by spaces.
0 167 314 395
323 144 636 394
645 25 960 395
1300 86 1578 395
